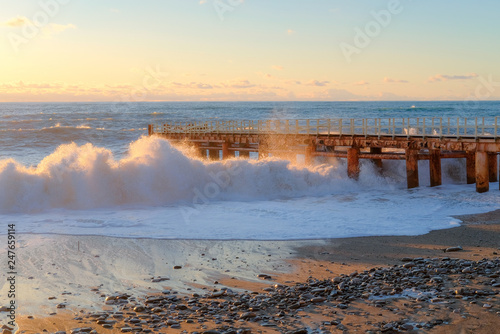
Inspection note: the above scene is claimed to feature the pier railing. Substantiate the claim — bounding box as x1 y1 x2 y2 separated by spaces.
151 117 499 139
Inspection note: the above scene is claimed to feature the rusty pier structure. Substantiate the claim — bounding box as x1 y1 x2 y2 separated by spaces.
149 118 500 193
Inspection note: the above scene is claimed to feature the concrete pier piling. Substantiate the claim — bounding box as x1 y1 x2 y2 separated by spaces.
304 144 315 166
466 152 476 185
347 147 360 180
238 150 250 158
488 153 498 182
476 151 489 193
370 147 383 169
199 148 207 159
208 149 219 161
429 149 442 187
222 142 230 160
405 149 419 189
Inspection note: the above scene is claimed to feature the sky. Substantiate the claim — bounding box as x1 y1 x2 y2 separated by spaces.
0 0 499 102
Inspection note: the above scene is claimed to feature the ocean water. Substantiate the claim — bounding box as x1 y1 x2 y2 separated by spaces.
0 101 499 239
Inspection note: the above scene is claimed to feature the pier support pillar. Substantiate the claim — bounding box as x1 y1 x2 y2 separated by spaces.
304 144 315 166
429 149 442 187
238 150 250 159
405 149 419 189
222 142 230 160
466 152 476 184
347 147 360 180
148 124 153 136
208 149 219 161
259 150 269 160
192 144 203 159
370 147 383 169
488 153 498 182
475 151 489 193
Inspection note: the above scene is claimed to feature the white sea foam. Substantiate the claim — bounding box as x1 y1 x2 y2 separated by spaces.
0 136 383 212
0 136 498 239
43 123 93 130
3 182 498 239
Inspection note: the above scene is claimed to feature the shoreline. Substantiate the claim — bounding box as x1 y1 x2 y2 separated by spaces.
1 210 499 333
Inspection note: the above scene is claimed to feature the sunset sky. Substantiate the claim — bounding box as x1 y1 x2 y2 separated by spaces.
1 0 499 102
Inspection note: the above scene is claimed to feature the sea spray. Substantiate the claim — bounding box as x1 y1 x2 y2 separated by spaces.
0 136 477 214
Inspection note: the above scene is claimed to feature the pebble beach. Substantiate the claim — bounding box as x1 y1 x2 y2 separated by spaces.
3 210 499 334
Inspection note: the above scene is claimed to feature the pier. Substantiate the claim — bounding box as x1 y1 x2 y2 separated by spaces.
149 118 500 193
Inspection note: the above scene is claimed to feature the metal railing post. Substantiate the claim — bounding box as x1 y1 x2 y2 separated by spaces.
392 118 395 139
407 118 411 139
495 117 498 138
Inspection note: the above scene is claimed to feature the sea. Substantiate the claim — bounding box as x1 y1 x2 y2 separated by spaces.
0 101 499 240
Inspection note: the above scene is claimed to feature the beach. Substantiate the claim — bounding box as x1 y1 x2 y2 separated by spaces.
2 0 500 331
3 210 498 334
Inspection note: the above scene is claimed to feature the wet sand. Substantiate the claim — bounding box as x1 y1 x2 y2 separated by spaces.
2 210 499 333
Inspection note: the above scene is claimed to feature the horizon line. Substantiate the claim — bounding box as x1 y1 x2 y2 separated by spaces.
1 100 500 104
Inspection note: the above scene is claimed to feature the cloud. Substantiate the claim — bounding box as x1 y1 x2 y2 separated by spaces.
170 79 258 90
7 79 496 102
285 80 302 85
428 73 478 82
42 23 76 37
196 83 213 89
287 29 295 35
199 0 207 4
171 82 213 89
224 80 256 89
384 77 409 83
0 81 64 91
272 65 284 71
2 16 31 27
354 80 369 86
306 80 329 87
321 89 416 101
325 88 361 101
164 79 264 91
2 16 76 38
256 71 273 79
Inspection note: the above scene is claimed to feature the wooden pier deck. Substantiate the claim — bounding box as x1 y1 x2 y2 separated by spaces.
149 118 500 193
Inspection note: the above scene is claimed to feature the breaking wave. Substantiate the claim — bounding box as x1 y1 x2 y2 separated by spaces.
0 136 469 213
